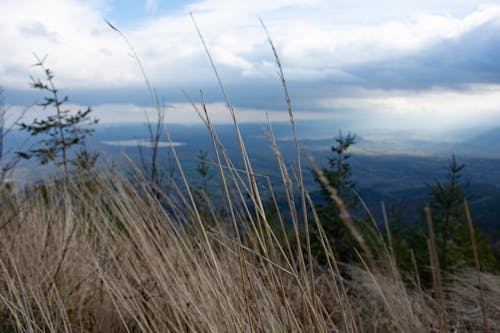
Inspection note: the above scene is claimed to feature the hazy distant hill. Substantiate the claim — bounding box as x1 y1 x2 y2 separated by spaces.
456 127 500 157
4 122 500 235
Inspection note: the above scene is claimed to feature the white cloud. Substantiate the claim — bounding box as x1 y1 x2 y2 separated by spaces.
145 0 158 12
4 100 327 126
2 0 500 90
5 101 329 127
90 102 327 124
0 0 137 88
11 84 500 129
186 0 320 15
319 84 500 130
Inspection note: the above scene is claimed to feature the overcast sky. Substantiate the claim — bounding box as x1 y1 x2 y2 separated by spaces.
2 0 500 132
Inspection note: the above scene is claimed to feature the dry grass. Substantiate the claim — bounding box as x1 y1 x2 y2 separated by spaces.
0 163 498 332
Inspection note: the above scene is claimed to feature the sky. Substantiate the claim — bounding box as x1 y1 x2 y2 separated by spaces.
2 0 500 133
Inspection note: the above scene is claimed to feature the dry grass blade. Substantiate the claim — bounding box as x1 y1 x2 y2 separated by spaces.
309 156 375 269
425 206 448 333
464 199 489 333
260 17 310 279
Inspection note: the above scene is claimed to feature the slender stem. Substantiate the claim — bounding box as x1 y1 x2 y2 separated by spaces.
464 200 489 333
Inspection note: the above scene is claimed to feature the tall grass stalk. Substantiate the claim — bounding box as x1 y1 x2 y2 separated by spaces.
425 206 448 332
464 199 489 333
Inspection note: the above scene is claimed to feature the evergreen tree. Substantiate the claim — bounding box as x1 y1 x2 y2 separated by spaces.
429 155 466 270
428 155 498 272
196 150 211 197
312 131 360 263
17 55 98 178
193 150 218 225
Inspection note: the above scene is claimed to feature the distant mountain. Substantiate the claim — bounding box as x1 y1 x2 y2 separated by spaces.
458 127 500 157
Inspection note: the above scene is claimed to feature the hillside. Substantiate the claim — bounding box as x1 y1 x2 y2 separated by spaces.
456 127 500 157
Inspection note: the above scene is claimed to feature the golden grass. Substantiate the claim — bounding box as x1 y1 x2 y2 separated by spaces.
0 166 498 332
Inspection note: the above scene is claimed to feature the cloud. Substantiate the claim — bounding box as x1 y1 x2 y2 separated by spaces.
91 102 328 124
20 21 60 42
145 0 157 12
2 0 500 130
3 0 500 91
346 15 500 89
1 99 333 127
0 0 135 88
319 84 500 130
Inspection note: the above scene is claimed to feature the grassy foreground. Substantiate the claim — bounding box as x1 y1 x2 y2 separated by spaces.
0 163 499 332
